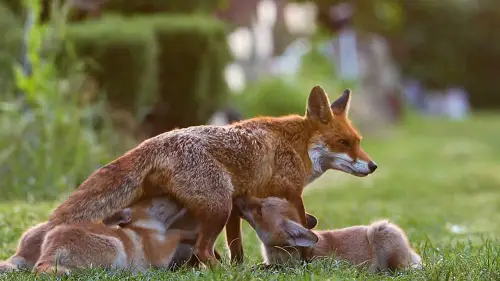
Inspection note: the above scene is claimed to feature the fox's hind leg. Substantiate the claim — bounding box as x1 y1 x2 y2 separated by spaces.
165 154 233 267
226 207 244 264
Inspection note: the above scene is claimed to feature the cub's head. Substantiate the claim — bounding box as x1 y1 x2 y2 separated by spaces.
305 86 377 179
102 196 183 228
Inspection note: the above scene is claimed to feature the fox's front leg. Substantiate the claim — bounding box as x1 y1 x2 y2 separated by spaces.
225 206 244 264
288 195 308 228
268 150 309 228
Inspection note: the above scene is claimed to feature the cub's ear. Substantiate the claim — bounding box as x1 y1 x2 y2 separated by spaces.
330 89 352 117
282 219 319 247
306 85 333 124
306 213 318 229
103 208 132 227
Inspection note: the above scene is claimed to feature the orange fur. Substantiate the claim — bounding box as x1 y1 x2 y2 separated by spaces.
47 86 377 266
0 222 51 273
236 196 422 272
32 196 197 276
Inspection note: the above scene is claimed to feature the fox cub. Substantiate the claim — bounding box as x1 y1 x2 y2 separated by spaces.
0 197 197 275
235 196 422 272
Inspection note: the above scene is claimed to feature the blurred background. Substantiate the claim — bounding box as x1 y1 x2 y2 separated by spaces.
0 0 499 204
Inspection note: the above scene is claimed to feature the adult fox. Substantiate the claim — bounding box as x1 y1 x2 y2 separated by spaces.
47 86 377 266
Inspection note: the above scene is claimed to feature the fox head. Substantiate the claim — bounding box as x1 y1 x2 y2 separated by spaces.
305 86 377 180
235 196 318 248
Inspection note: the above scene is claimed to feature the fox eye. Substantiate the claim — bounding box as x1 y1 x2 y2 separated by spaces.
339 139 350 147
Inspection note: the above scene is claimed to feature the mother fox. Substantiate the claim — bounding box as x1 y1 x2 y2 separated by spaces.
48 86 377 266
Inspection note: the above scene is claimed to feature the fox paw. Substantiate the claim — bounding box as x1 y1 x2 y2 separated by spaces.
0 261 18 273
34 263 71 276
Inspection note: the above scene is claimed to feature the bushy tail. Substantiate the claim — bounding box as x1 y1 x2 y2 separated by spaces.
366 219 391 246
48 147 155 226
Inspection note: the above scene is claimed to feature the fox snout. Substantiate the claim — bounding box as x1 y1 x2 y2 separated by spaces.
368 161 378 173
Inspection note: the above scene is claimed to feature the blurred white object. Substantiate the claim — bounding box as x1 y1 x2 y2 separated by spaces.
227 27 253 61
284 2 317 35
224 63 246 94
253 20 274 61
207 111 228 126
445 87 470 120
257 0 277 27
270 38 311 77
336 28 359 80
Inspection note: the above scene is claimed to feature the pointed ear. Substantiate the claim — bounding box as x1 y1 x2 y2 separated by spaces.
306 213 318 229
330 89 352 117
282 219 319 247
103 208 132 226
306 85 333 124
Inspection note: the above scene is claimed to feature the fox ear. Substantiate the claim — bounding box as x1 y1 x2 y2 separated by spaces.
306 85 333 124
331 89 352 117
103 208 132 226
306 213 318 229
282 219 319 247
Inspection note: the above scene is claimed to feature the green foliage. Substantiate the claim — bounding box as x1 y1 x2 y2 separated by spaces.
0 3 22 91
145 15 230 132
232 78 311 118
62 14 230 130
104 0 226 15
65 17 158 115
0 0 117 200
0 0 24 16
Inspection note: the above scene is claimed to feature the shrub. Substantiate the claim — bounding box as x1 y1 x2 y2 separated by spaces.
103 0 226 15
231 78 313 118
0 0 117 201
64 17 158 116
133 15 230 135
63 15 230 136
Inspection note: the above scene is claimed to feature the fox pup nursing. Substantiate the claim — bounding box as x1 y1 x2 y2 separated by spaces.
0 197 197 275
47 86 377 265
235 196 422 272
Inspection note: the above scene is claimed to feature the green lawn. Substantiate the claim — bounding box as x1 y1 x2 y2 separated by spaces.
1 114 499 280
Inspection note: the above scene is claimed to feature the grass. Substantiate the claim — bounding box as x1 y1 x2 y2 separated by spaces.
0 113 500 280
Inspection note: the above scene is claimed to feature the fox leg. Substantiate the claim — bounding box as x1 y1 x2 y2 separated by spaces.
192 201 231 267
289 195 308 228
226 206 244 264
268 151 309 228
164 155 233 267
266 178 308 228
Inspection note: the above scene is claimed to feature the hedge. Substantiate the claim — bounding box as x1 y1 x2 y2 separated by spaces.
65 17 158 115
138 15 230 134
65 15 230 134
103 0 227 15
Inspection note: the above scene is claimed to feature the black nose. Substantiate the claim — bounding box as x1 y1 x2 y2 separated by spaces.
368 161 378 172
